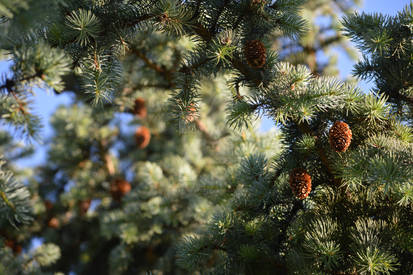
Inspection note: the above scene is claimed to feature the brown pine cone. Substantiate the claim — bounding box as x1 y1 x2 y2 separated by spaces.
14 244 22 254
47 217 60 229
110 179 131 202
244 40 266 68
135 126 151 149
329 121 352 152
4 239 22 255
289 168 312 200
79 199 92 215
44 200 53 211
133 98 147 118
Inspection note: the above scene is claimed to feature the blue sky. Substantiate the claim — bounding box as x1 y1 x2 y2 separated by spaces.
0 0 411 167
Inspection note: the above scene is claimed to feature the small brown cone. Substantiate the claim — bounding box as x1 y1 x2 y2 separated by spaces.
289 168 312 200
133 98 147 118
329 121 352 152
135 126 151 149
186 104 197 123
4 240 22 255
79 199 91 215
4 239 15 251
244 40 266 68
110 179 131 202
13 244 22 254
44 200 53 211
48 217 60 229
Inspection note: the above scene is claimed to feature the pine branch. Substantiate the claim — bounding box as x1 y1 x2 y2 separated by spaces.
189 0 202 21
126 14 156 27
0 156 32 227
179 56 214 74
194 118 230 146
99 137 116 177
295 121 341 187
130 47 174 88
0 73 40 92
209 0 230 35
277 200 303 248
230 56 263 87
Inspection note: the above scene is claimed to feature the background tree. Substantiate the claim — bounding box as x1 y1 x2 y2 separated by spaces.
0 130 63 274
274 0 360 76
0 0 300 273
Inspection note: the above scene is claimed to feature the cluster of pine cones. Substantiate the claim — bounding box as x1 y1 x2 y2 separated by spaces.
289 121 352 199
131 42 353 203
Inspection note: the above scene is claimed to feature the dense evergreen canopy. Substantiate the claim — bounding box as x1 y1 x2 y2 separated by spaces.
0 1 412 274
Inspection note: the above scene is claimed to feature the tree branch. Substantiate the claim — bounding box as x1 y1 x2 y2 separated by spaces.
126 14 156 27
295 121 341 186
209 0 230 35
130 47 174 88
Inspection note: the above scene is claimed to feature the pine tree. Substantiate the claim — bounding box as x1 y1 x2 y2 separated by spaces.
178 4 413 274
1 1 297 273
0 1 412 275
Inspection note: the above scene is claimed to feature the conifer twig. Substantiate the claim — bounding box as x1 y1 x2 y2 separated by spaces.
130 48 174 88
295 121 341 186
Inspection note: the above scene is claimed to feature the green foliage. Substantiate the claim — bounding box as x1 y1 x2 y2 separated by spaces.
0 0 29 18
16 36 284 271
303 218 341 271
337 134 413 203
0 0 412 274
0 41 70 137
12 41 71 92
0 247 24 275
108 244 132 274
343 3 413 121
227 97 256 129
0 94 42 138
66 9 102 47
239 62 373 127
33 243 61 267
0 0 309 131
0 156 32 227
153 0 194 36
275 0 360 75
0 242 61 274
79 50 122 104
177 55 413 275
